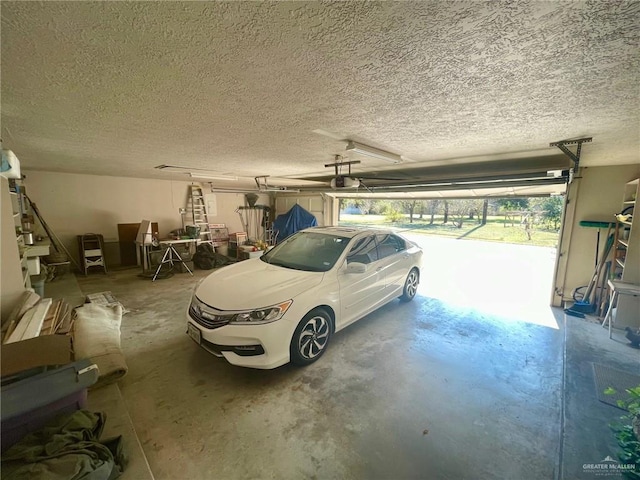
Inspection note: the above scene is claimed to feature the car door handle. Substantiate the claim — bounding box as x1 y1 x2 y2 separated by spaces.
376 266 383 272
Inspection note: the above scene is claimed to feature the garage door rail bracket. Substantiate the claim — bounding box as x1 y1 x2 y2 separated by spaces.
550 137 593 182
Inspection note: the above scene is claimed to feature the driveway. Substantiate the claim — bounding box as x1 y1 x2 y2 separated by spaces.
403 232 559 328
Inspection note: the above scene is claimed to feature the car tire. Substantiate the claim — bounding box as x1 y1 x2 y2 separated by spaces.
290 308 332 366
400 268 419 302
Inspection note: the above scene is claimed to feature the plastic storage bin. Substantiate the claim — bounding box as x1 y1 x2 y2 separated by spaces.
1 358 99 451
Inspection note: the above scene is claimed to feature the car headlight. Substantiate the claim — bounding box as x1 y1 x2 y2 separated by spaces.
230 300 293 325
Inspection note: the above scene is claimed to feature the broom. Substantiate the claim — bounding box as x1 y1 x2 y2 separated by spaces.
565 229 614 317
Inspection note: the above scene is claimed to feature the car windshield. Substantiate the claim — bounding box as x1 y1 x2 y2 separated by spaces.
261 231 350 272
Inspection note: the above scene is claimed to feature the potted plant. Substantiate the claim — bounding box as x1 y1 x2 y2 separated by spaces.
605 385 640 479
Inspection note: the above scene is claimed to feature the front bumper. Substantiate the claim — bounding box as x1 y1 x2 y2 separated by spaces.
195 335 265 357
186 313 294 369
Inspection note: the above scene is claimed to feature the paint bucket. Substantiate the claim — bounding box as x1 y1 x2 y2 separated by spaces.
185 225 200 239
22 232 34 245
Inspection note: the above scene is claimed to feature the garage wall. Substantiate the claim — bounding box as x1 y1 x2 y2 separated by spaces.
22 170 268 266
559 164 640 305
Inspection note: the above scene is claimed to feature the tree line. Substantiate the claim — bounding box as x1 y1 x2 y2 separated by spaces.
340 197 564 231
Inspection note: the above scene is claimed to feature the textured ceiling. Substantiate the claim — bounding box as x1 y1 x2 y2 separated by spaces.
1 1 639 189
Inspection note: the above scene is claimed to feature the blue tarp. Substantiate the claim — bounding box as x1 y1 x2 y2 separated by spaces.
272 204 317 243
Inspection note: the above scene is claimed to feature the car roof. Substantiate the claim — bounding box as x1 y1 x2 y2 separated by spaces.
303 226 397 239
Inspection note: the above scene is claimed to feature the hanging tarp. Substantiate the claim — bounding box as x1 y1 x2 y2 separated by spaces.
272 204 317 243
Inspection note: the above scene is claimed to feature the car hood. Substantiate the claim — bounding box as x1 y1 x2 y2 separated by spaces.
195 258 325 311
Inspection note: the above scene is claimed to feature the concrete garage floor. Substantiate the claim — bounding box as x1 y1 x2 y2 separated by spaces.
48 236 637 479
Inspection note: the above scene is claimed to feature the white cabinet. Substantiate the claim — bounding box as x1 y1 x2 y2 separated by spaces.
1 176 29 322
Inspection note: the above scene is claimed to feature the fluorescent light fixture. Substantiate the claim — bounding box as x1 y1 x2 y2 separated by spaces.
346 141 402 164
189 173 238 181
155 165 238 180
156 164 223 172
261 187 301 193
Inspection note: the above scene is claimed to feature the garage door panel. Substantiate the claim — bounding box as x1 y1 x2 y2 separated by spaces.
275 194 325 226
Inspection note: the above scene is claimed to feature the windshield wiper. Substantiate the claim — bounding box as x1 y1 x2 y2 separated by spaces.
271 262 288 268
264 258 295 269
265 260 318 272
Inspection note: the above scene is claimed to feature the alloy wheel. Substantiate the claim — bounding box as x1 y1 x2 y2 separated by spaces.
297 315 330 359
401 269 419 302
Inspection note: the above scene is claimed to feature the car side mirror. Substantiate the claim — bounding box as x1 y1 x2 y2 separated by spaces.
345 262 367 274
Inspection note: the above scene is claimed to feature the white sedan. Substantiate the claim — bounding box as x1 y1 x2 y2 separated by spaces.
186 226 423 369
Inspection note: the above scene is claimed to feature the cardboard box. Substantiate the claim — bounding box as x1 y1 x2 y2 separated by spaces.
1 335 72 378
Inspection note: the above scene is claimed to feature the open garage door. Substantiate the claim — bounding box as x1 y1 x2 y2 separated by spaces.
291 154 572 200
273 153 573 309
325 182 566 200
335 194 566 316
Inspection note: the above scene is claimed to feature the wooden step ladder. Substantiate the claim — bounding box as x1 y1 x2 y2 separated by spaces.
187 185 213 244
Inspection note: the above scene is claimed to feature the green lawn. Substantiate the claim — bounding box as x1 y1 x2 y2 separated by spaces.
338 214 560 247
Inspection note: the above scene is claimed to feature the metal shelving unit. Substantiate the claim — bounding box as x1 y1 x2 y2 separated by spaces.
612 179 637 279
608 178 639 330
9 182 30 289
